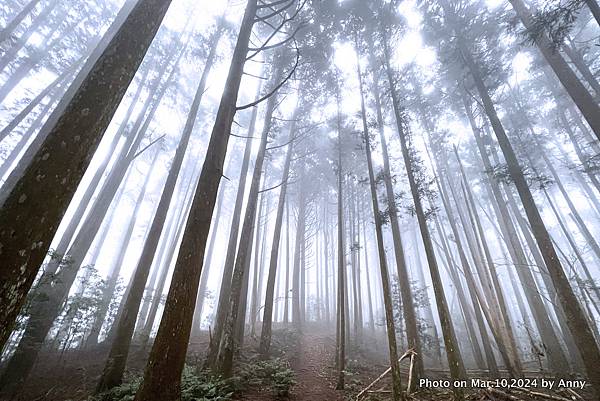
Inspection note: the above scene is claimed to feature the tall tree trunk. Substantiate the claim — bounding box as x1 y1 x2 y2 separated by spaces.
213 53 284 377
96 22 222 392
259 110 297 357
460 41 600 395
0 0 172 350
356 48 402 401
334 85 346 390
368 46 423 376
0 48 179 391
133 1 257 398
462 92 570 373
205 79 261 366
508 0 600 141
191 177 228 337
138 161 201 348
382 32 466 393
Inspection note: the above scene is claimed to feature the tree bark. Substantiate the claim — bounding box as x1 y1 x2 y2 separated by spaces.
508 0 600 141
460 40 600 395
213 53 284 377
356 48 402 401
0 0 172 350
96 22 222 392
259 108 297 357
382 31 466 394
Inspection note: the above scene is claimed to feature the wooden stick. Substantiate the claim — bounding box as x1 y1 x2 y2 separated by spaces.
485 387 521 401
512 387 572 401
355 349 416 401
406 352 415 396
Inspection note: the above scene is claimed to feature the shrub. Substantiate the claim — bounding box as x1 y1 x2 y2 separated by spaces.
91 366 233 401
238 358 296 397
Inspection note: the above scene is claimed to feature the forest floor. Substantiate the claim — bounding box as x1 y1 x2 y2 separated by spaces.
2 326 595 401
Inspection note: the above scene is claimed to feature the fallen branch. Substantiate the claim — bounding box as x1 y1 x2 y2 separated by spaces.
355 349 416 401
512 386 572 401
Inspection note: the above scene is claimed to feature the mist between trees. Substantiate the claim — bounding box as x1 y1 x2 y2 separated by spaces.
0 0 600 400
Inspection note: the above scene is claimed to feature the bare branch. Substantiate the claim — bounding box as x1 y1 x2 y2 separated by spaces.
255 0 296 22
257 0 290 9
243 71 269 80
131 135 165 160
236 46 300 111
258 178 289 194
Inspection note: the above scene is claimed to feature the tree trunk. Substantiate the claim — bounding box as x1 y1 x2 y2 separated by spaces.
508 0 600 141
334 86 346 390
259 110 297 357
382 31 466 394
460 41 600 395
0 0 172 350
205 78 261 367
213 53 284 377
368 47 423 377
356 48 402 401
191 176 227 337
133 0 257 397
96 23 222 392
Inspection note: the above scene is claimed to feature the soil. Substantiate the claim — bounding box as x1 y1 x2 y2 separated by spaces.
287 331 344 401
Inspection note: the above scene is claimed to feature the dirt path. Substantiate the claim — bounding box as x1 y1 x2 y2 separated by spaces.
288 331 344 401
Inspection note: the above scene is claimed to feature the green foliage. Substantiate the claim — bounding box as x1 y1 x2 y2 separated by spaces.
238 358 296 397
525 0 584 49
180 366 234 401
91 366 234 401
91 375 141 401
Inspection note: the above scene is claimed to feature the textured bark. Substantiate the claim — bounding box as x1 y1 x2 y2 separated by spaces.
213 55 283 377
0 164 135 394
508 0 600 141
205 80 261 367
133 3 257 397
356 49 402 401
96 23 220 392
191 176 227 337
259 112 296 356
2 51 179 386
0 0 172 350
0 0 139 201
382 31 466 393
461 41 600 395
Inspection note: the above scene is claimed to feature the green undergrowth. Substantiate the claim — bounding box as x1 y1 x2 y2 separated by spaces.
92 358 295 401
91 366 233 401
237 357 296 397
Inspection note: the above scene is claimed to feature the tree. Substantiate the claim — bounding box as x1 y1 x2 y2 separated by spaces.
133 1 258 398
0 0 173 351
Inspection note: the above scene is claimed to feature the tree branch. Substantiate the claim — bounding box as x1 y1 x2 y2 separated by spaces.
236 46 300 111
